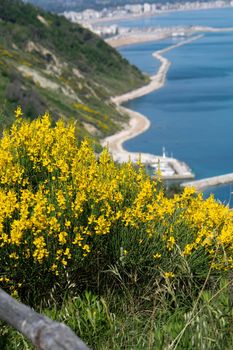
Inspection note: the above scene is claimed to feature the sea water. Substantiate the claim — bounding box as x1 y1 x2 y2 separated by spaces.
117 8 233 205
109 7 233 29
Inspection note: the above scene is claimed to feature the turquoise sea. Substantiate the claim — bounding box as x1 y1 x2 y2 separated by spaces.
117 8 233 204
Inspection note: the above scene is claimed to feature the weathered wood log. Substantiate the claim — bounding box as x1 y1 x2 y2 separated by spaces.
0 288 90 350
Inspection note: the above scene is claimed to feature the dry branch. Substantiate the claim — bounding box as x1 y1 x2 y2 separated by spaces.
0 288 90 350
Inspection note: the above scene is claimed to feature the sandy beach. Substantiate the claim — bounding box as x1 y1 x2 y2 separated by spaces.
102 34 203 164
107 31 175 48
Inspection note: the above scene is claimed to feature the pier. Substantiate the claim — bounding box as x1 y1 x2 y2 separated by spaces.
107 150 195 180
181 173 233 191
145 156 194 180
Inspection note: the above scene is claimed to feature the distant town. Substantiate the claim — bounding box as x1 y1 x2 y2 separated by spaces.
63 1 233 37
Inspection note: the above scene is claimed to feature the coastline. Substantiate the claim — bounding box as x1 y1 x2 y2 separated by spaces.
102 34 203 166
87 4 232 26
96 9 233 189
107 26 233 48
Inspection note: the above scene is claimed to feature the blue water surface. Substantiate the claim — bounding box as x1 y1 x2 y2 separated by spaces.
106 7 233 28
118 9 233 203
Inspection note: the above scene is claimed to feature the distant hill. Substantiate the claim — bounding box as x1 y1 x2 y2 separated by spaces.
0 0 147 140
24 0 214 12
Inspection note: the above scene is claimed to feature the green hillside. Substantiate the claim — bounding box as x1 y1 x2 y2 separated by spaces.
0 0 148 139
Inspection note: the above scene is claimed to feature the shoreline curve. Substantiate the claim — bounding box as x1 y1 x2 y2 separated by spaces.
101 34 203 164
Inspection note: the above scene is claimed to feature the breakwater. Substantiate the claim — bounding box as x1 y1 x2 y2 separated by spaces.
181 173 233 191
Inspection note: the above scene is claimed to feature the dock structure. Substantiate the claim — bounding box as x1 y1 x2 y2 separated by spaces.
110 150 194 180
181 173 233 191
147 157 195 180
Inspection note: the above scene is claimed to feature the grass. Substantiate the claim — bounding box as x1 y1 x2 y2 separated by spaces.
1 276 232 350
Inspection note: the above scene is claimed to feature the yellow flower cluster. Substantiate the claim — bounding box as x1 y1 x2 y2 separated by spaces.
73 103 99 115
0 108 232 292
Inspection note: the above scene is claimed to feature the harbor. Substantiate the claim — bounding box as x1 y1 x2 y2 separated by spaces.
146 156 195 180
108 146 195 180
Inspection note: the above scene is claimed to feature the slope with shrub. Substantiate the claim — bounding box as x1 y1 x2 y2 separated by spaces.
0 110 232 349
0 0 148 138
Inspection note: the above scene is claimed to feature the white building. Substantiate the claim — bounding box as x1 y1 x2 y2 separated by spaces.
126 4 143 14
144 3 152 13
82 9 101 20
63 11 83 23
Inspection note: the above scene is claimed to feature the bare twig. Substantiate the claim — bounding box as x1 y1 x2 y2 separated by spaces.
0 288 90 350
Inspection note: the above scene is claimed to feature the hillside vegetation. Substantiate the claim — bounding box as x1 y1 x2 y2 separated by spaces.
0 0 148 138
0 111 232 349
0 2 232 349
